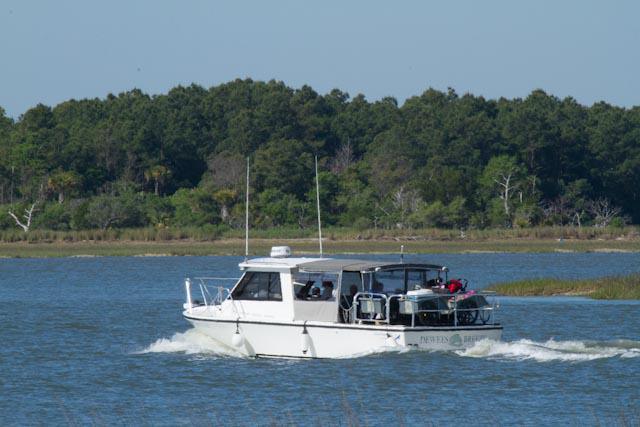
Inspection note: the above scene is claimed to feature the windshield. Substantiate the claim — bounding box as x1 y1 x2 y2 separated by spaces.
367 268 445 294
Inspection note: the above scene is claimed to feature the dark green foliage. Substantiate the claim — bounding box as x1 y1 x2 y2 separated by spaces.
34 202 71 230
86 193 143 230
0 80 639 232
170 188 219 227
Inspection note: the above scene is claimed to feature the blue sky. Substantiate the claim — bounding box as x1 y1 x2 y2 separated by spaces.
1 0 638 118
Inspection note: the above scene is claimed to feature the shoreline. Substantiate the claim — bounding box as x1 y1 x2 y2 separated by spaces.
0 237 639 258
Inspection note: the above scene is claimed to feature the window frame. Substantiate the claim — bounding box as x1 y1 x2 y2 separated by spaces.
293 271 340 301
231 271 283 302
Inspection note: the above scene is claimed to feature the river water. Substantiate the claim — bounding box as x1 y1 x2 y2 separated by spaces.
1 253 639 426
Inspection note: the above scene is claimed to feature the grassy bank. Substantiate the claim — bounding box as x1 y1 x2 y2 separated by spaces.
487 274 640 299
0 236 640 258
0 225 638 243
0 225 639 258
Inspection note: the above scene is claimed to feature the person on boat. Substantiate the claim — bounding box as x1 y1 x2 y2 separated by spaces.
339 284 359 323
372 281 384 295
297 280 315 299
348 284 358 302
311 287 321 298
321 281 334 300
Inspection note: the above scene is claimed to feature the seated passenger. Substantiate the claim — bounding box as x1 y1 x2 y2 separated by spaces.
372 281 384 294
297 280 314 299
321 281 334 300
426 278 440 288
311 287 321 298
348 285 358 302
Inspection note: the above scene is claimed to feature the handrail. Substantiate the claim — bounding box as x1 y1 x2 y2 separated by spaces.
352 290 498 327
197 278 242 317
185 277 234 308
353 292 389 324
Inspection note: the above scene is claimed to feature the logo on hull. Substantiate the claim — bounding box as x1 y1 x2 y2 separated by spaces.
450 334 462 347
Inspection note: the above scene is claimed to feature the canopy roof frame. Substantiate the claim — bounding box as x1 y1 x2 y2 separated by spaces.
297 259 446 274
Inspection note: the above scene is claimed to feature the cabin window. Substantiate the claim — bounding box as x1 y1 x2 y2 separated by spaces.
370 269 405 294
293 272 339 301
413 269 444 288
340 272 363 299
232 272 282 301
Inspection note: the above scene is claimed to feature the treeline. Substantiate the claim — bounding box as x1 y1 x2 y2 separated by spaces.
0 79 639 233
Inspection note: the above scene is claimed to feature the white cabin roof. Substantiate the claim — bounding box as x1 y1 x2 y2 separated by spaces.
239 257 325 271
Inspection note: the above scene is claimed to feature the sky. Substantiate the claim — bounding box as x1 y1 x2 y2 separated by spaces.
1 0 639 118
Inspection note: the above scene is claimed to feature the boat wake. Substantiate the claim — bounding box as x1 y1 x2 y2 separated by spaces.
455 338 640 362
135 329 245 358
137 330 640 362
137 329 411 359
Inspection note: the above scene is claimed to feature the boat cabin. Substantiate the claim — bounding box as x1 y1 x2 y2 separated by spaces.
186 247 495 327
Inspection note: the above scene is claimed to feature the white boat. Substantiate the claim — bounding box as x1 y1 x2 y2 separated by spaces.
182 246 502 359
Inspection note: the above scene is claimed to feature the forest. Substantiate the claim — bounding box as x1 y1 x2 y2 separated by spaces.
0 79 639 235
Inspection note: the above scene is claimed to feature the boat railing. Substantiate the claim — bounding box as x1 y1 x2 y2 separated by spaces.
352 291 498 327
184 277 238 313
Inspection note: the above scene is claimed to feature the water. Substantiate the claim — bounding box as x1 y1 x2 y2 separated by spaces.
1 253 639 426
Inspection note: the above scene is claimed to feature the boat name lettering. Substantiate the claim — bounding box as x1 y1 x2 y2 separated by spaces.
419 334 487 346
462 335 486 344
420 336 450 344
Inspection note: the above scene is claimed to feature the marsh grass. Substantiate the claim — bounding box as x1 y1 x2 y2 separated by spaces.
487 274 640 299
0 225 638 244
0 226 639 258
1 237 640 258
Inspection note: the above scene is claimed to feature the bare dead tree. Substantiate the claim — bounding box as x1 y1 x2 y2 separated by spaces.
8 203 37 232
100 215 121 231
329 141 354 174
572 210 585 228
291 202 308 229
494 172 518 218
541 196 571 226
390 186 420 228
528 175 538 197
375 201 393 229
588 198 621 227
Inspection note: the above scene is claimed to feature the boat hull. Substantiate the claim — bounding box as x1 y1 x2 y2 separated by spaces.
184 313 502 359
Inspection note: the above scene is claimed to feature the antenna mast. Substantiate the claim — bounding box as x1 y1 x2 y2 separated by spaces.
245 157 250 261
315 155 323 258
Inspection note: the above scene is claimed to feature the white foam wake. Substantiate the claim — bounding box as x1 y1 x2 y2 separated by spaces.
136 329 244 358
455 338 640 362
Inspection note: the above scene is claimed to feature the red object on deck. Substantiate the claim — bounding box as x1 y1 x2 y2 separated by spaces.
447 279 463 293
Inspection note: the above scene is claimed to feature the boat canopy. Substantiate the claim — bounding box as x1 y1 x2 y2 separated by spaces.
298 259 447 273
239 256 447 274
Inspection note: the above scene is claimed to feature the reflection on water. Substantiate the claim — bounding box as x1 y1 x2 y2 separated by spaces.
0 253 639 425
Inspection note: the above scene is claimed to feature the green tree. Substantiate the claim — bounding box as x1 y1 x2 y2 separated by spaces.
253 139 313 198
170 188 219 226
47 170 82 204
144 165 171 196
86 192 143 230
